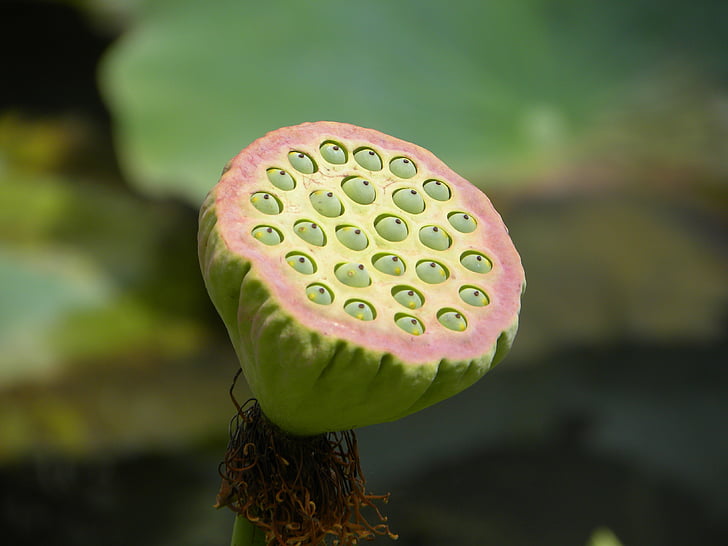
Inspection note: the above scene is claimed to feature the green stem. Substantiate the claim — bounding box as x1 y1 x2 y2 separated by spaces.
230 514 267 546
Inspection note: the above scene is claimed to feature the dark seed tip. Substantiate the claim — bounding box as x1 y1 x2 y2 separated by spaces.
327 192 333 197
358 264 364 270
407 290 414 296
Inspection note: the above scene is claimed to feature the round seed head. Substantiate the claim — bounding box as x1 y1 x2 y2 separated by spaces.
266 168 296 190
354 147 382 171
252 225 283 246
319 141 347 164
200 121 525 435
288 151 317 173
341 177 376 204
392 188 425 214
389 157 417 178
335 225 369 251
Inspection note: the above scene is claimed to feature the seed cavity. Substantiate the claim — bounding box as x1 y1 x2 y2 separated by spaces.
309 190 343 217
344 299 376 321
250 192 282 215
460 251 492 274
306 283 334 305
392 188 425 214
448 211 477 233
391 286 424 309
437 308 468 332
372 253 405 276
288 151 317 174
419 225 451 251
266 168 296 190
319 141 347 164
395 313 424 336
423 179 451 201
341 176 376 205
459 285 489 307
354 147 382 171
335 262 371 288
335 225 369 251
415 260 449 284
251 225 283 246
389 157 417 179
293 220 326 246
286 252 316 275
374 215 408 242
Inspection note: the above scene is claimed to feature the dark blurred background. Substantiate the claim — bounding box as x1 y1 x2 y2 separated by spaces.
1 1 726 545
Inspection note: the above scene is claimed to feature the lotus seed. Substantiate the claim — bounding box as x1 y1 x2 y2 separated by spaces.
415 260 448 284
287 253 316 274
306 284 334 305
392 286 424 309
294 220 326 246
341 177 376 205
335 263 371 288
419 225 451 251
448 212 477 233
374 215 408 242
389 157 417 178
460 252 492 274
288 151 316 174
266 168 296 190
392 188 425 214
354 148 382 171
309 190 343 217
251 225 283 245
395 314 424 336
423 179 451 201
437 309 468 332
459 286 489 306
319 141 347 164
335 225 369 251
344 300 375 321
251 192 282 215
373 254 405 276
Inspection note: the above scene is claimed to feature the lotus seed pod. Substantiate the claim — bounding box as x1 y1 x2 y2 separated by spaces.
199 121 525 435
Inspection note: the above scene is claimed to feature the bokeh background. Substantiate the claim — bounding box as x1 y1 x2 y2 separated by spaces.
1 1 726 544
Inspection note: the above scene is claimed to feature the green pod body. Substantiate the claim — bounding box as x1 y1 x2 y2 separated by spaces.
198 122 524 436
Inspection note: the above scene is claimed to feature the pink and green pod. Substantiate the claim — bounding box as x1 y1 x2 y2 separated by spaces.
198 122 525 436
